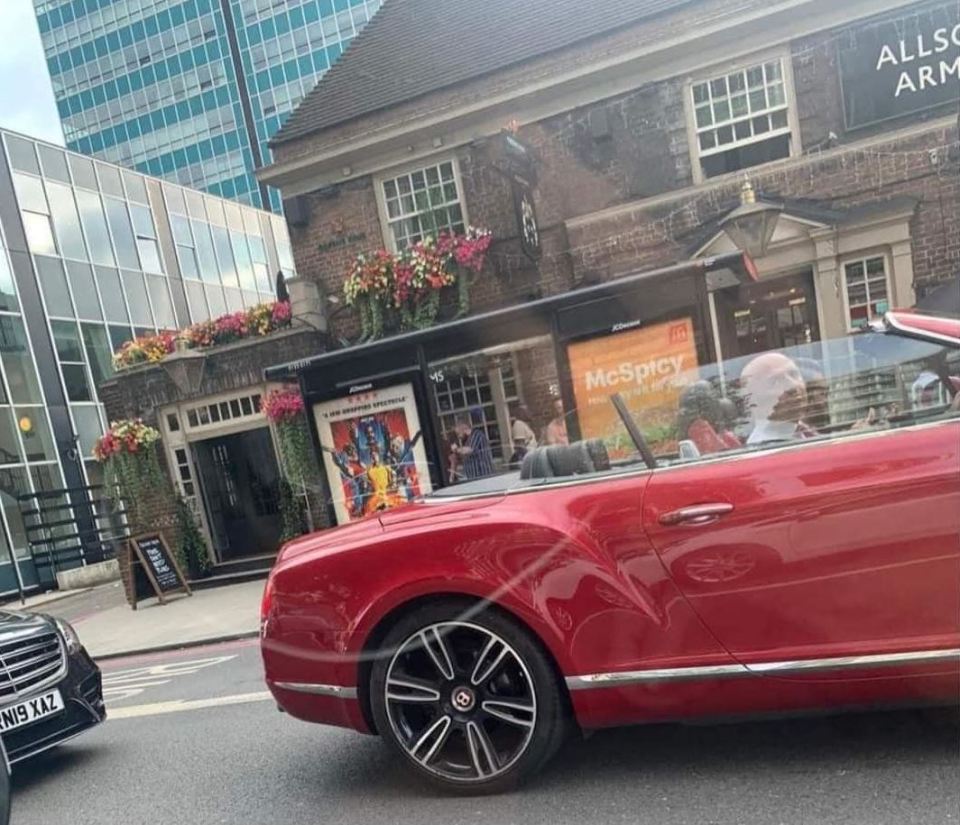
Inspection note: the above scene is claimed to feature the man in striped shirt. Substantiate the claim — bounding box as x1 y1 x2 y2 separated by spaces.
455 408 496 479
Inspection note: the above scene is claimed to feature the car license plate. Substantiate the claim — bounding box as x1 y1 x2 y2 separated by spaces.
0 690 64 733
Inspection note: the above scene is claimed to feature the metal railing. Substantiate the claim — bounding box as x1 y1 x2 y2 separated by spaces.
17 485 129 589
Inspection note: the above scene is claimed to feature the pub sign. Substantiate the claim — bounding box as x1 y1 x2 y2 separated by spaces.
838 4 959 130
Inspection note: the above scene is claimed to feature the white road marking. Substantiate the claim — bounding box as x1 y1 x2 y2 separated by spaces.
101 655 238 703
107 691 273 720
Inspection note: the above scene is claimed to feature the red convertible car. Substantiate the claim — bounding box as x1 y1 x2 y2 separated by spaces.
261 310 960 793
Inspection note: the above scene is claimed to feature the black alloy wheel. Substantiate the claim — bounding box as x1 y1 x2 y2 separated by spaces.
370 600 567 794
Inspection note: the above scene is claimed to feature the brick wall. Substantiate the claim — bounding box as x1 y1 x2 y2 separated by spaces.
98 328 325 424
564 123 959 291
281 3 959 333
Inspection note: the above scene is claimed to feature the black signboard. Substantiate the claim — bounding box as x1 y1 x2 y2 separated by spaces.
838 5 960 130
512 176 541 262
129 533 191 606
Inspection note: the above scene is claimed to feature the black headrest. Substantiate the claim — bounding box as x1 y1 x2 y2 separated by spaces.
520 447 554 480
520 440 611 480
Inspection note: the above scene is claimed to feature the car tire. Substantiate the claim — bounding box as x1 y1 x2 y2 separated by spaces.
369 598 568 794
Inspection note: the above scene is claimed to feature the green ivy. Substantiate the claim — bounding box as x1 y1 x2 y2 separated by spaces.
275 414 315 489
278 479 307 542
175 497 211 578
103 444 165 523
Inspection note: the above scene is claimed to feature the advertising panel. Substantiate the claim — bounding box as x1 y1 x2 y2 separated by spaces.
313 382 432 525
567 318 698 457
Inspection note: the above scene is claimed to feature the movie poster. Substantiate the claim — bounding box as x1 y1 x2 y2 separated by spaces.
313 382 432 525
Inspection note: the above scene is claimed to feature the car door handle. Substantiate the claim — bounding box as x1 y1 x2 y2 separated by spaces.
658 503 734 526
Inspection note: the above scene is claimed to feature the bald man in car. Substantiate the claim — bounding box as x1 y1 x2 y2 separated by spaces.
740 352 813 445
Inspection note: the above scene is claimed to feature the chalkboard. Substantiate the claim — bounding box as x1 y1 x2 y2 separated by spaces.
129 533 191 605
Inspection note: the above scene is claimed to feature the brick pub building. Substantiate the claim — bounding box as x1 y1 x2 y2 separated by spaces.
257 0 959 527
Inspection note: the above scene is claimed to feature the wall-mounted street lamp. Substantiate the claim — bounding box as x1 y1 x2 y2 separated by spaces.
720 179 783 259
161 346 206 396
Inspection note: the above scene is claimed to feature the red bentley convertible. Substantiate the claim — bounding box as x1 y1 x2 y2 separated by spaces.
261 310 960 793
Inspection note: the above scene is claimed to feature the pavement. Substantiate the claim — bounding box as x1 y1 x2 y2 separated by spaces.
3 579 263 659
9 639 960 825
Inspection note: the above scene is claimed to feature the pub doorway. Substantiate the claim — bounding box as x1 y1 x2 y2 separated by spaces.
191 427 282 561
715 269 821 359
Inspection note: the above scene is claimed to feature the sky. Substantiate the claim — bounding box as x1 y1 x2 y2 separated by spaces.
0 0 64 145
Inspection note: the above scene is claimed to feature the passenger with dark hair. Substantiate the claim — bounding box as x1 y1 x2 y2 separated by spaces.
677 381 741 455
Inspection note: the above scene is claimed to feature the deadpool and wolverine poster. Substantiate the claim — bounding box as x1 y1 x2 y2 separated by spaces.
313 383 432 525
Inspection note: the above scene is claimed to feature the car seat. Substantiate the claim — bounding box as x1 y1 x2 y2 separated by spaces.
520 439 611 480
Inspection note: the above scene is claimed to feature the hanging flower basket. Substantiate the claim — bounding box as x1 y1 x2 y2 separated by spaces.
342 228 492 341
113 300 293 369
94 419 164 521
263 388 315 489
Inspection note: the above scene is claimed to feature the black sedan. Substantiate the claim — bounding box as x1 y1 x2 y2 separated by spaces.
0 610 104 763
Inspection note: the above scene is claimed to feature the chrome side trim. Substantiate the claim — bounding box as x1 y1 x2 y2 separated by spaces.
747 648 960 674
273 681 358 699
566 663 748 689
565 648 960 690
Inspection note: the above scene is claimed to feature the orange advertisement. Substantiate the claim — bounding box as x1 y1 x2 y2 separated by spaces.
567 318 698 457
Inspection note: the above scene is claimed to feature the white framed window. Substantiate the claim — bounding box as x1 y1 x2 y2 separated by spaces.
842 254 891 330
377 159 467 250
688 54 798 181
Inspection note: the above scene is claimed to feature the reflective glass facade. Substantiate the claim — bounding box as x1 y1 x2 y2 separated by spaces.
34 0 383 212
0 128 294 595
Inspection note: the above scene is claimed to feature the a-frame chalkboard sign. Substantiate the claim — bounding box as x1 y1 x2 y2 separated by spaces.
128 532 192 608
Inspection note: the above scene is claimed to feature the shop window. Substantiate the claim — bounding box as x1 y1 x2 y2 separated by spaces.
690 57 794 180
379 160 466 250
431 355 517 476
843 255 891 330
426 337 559 486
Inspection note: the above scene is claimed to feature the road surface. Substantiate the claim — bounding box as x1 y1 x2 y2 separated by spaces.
10 639 960 825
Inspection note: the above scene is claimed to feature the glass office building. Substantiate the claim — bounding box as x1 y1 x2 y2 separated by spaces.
34 0 384 212
0 127 295 596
